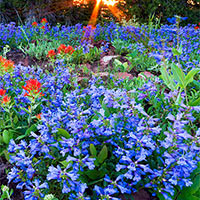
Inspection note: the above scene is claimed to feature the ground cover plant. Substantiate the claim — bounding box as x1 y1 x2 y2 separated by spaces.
0 16 200 200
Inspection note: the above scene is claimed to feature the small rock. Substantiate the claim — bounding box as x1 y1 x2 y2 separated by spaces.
94 72 110 81
138 71 154 80
100 55 120 67
114 72 134 80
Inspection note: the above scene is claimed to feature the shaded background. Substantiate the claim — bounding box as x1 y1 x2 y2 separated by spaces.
0 0 200 25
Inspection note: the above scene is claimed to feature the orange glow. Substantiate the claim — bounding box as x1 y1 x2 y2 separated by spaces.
89 0 102 26
88 0 125 26
102 0 118 6
106 3 125 21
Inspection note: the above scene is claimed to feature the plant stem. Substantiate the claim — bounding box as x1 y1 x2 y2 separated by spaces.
184 87 188 106
28 105 32 127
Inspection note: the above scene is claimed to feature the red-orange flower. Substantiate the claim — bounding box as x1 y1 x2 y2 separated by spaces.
0 56 15 72
1 95 11 104
3 60 15 71
36 113 42 120
47 50 56 58
194 26 199 30
0 89 6 96
32 22 38 27
22 79 44 98
65 45 75 55
41 18 48 24
41 26 45 30
57 44 75 55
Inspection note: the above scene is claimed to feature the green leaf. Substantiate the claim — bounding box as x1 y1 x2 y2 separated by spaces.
193 80 200 90
172 46 182 56
0 119 4 127
101 102 110 118
16 124 37 140
2 130 13 144
60 160 72 168
90 144 97 157
189 97 200 106
171 63 185 88
0 135 3 144
97 145 108 164
184 68 200 87
160 66 176 90
13 115 18 124
57 128 70 139
85 169 105 180
175 90 182 105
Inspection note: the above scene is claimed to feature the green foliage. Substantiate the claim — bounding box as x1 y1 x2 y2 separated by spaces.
20 39 61 60
71 46 102 65
112 39 136 54
113 59 131 73
56 128 70 139
160 62 200 105
124 0 200 25
126 50 158 72
0 185 13 200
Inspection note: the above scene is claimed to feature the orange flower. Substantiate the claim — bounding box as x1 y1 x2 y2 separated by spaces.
0 56 15 72
1 95 11 104
41 18 48 24
66 46 75 55
32 22 38 27
47 50 56 58
22 79 44 98
58 44 67 54
194 26 199 30
0 89 6 96
41 26 45 29
36 113 42 120
57 44 75 55
3 60 15 71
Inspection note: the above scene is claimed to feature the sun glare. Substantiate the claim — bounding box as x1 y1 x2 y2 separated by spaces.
88 0 125 26
102 0 118 6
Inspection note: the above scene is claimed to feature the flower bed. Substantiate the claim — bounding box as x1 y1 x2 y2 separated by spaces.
0 18 200 200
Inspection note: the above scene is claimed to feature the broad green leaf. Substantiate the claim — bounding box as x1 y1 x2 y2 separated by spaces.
60 160 73 168
184 68 200 87
85 169 105 180
175 90 182 105
189 97 200 106
0 135 3 143
193 80 200 90
160 66 177 90
171 63 185 88
156 192 166 200
123 62 129 71
97 145 108 164
160 66 171 85
90 144 97 157
2 130 13 144
16 124 37 140
57 128 70 139
101 102 110 118
114 59 122 66
172 46 182 56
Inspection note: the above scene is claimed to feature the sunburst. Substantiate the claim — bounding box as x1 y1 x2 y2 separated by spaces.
89 0 125 26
